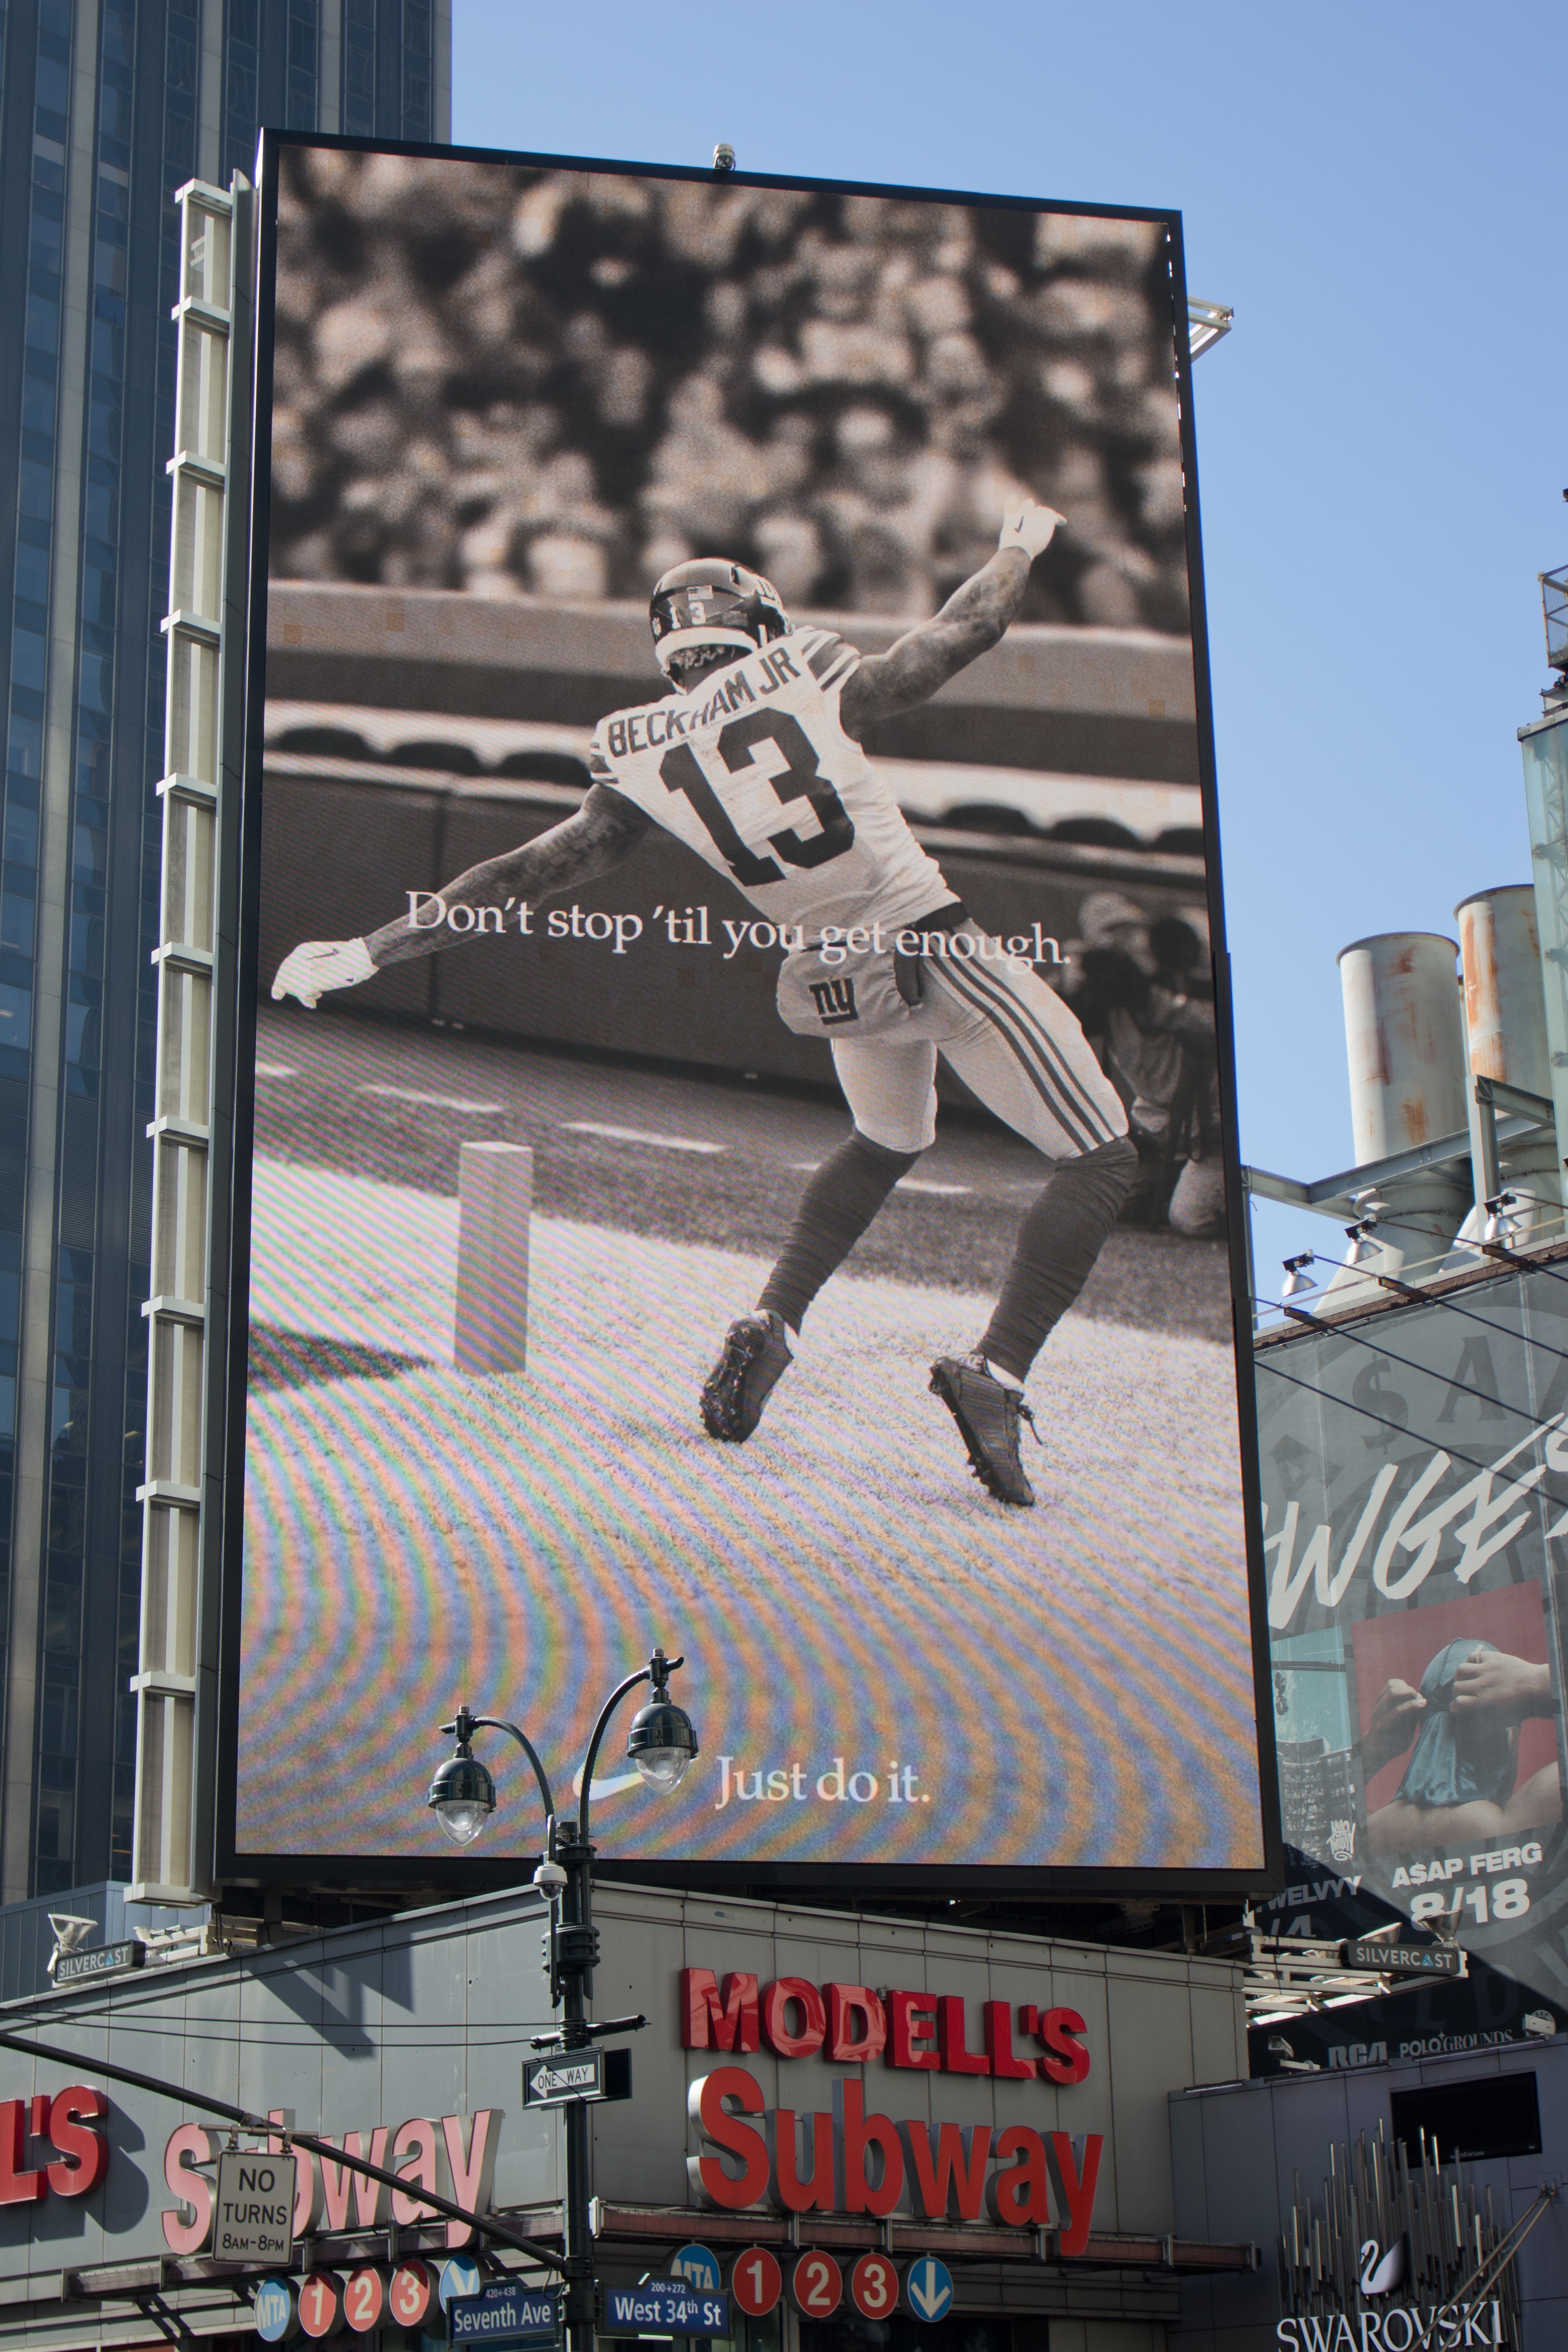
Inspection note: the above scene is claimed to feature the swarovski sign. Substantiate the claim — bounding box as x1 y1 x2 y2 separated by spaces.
1276 2306 1505 2348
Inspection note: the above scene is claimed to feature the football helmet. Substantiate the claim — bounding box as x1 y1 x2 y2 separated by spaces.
649 559 789 682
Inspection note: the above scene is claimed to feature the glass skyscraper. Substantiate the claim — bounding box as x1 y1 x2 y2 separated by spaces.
0 0 451 1898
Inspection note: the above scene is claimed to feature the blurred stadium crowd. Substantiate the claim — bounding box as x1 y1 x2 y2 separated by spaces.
271 151 1191 632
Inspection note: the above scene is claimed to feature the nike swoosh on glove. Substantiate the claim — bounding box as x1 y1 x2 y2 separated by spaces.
270 936 376 1008
997 500 1067 561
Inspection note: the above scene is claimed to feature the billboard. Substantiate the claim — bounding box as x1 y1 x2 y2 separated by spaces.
217 135 1273 1886
1259 1259 1568 1992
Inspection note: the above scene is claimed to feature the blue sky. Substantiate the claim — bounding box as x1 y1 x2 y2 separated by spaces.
452 1 1567 1293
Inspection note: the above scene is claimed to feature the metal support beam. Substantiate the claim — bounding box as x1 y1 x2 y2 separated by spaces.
131 178 252 1903
1243 1101 1548 1220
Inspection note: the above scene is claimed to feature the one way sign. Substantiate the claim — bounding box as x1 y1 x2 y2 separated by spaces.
522 2051 603 2106
903 2257 953 2323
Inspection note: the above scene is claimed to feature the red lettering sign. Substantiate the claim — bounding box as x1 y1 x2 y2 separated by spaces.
885 1990 939 2069
686 2068 770 2210
683 1970 1093 2085
1032 2007 1092 2085
936 1997 990 2078
760 1979 825 2059
318 2127 389 2231
680 1969 760 2053
1045 2131 1102 2256
826 1984 885 2063
768 2107 834 2213
0 2101 44 2205
834 2081 902 2218
685 2061 1104 2239
987 2126 1050 2225
983 2002 1035 2080
899 2120 991 2221
46 2086 108 2196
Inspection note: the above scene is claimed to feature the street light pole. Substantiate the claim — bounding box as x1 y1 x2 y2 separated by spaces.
427 1649 698 2352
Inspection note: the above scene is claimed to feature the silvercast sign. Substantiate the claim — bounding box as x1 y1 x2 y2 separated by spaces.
1338 1942 1465 1979
54 1941 144 1986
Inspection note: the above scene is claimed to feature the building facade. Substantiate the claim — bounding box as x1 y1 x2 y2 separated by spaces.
0 1883 1257 2352
1174 2038 1568 2346
0 0 451 1903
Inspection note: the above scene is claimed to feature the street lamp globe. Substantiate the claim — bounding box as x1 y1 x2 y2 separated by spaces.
625 1690 700 1792
427 1744 497 1844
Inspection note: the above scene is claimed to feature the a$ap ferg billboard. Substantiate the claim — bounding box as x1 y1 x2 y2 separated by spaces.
224 133 1272 1886
1261 1258 1568 1995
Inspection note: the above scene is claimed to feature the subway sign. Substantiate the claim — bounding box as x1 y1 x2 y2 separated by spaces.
681 1971 1101 2255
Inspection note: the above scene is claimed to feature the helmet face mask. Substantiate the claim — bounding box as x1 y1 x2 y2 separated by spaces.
649 559 790 682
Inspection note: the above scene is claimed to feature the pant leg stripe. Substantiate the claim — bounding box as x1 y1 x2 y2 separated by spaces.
937 957 1099 1152
970 971 1119 1144
953 956 1122 1145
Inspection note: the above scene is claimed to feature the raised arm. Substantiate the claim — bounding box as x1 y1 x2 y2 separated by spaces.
271 781 652 1006
837 501 1065 742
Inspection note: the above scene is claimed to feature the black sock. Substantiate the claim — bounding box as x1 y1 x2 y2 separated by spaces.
758 1131 920 1331
980 1136 1139 1381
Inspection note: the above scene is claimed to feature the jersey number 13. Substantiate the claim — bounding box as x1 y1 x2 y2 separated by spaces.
659 710 855 888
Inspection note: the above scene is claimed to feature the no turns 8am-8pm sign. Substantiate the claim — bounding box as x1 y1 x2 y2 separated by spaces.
212 2152 296 2264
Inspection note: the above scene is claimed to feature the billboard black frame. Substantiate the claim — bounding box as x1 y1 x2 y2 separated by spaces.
211 126 1283 1901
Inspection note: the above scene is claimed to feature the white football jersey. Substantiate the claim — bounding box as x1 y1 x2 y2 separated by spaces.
586 627 955 939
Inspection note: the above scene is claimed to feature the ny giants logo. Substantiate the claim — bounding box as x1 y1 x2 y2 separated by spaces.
808 976 858 1026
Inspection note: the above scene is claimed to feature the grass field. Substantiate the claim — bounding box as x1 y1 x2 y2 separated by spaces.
237 1155 1263 1872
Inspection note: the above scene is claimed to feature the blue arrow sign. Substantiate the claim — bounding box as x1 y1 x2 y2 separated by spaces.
671 2245 722 2293
601 2284 731 2337
440 2259 484 2314
905 2257 953 2324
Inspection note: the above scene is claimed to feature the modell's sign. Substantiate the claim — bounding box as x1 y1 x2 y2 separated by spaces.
162 2110 500 2254
681 1970 1101 2254
0 2088 108 2205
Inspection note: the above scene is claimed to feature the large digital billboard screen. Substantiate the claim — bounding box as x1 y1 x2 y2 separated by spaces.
1261 1264 1568 1989
219 135 1274 1886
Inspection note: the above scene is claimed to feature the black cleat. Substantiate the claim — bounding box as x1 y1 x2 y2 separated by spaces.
701 1312 793 1442
928 1353 1038 1507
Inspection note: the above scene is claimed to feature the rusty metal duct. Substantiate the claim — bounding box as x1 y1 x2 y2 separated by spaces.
1328 931 1471 1284
1456 884 1561 1235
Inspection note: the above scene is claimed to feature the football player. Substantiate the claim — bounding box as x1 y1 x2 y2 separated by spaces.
272 502 1138 1506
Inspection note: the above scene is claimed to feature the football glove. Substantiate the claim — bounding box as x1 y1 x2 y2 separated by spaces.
998 501 1066 561
270 936 376 1008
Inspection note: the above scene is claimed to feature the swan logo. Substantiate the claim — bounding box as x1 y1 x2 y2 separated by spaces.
1357 2237 1408 2298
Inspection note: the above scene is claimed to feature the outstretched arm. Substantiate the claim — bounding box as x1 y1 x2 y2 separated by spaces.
837 501 1065 742
271 782 652 1005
